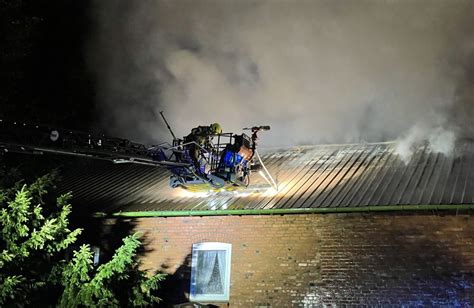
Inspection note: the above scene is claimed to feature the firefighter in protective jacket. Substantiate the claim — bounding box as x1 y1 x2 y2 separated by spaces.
185 123 222 171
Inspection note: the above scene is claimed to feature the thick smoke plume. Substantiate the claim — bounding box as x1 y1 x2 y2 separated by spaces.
89 0 474 155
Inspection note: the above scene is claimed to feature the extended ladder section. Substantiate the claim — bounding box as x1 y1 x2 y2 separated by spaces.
0 119 188 167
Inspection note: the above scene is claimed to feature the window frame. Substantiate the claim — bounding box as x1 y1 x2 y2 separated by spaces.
190 242 232 302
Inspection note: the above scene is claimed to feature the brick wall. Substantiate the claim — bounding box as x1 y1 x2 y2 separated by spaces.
108 214 474 306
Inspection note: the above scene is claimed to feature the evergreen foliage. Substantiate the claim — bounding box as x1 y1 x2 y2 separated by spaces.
59 234 165 307
0 174 81 305
0 174 164 306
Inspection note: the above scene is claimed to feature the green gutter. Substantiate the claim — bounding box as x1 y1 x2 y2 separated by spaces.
106 204 474 218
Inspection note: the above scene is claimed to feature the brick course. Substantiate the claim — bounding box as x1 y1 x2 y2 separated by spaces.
110 214 474 306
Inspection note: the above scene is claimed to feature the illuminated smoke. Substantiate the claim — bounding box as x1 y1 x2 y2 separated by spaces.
89 0 474 150
395 122 457 164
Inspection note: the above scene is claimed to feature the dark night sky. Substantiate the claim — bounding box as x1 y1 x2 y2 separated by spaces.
0 0 96 130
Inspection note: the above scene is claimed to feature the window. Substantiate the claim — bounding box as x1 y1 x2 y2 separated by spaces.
190 242 232 302
92 246 100 266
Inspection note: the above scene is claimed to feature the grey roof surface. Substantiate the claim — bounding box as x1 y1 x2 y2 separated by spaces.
57 141 474 213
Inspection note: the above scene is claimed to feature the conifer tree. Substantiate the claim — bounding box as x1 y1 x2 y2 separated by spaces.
0 174 164 306
60 234 164 307
0 174 81 305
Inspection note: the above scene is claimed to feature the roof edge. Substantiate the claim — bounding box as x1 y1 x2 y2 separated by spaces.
103 204 474 218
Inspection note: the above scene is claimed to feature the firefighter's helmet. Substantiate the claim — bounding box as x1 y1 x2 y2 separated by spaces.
210 123 222 134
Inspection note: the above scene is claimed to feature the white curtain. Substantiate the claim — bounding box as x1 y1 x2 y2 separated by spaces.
217 250 226 289
196 250 226 294
196 251 217 294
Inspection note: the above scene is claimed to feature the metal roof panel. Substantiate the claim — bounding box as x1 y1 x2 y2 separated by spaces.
57 141 474 213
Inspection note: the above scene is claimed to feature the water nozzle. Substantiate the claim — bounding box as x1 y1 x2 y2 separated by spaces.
243 125 271 132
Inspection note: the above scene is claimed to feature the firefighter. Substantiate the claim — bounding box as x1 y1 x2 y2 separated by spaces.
185 123 222 172
187 123 222 145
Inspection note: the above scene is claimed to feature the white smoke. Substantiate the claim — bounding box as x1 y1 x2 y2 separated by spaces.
395 122 457 164
89 0 474 150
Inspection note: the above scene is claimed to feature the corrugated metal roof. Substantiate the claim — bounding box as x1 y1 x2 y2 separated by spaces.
57 141 474 213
